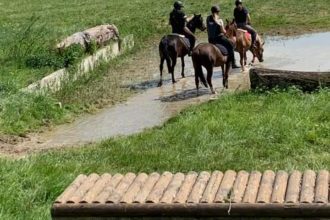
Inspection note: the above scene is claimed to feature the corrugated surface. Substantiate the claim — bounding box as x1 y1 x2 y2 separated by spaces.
55 170 329 205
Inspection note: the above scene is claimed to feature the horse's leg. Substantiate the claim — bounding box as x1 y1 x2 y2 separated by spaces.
158 57 165 87
194 66 200 96
244 50 248 66
223 62 230 89
239 51 245 71
181 56 185 78
171 55 177 84
206 65 215 94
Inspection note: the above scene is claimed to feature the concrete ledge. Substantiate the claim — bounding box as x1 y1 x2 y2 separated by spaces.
23 35 134 93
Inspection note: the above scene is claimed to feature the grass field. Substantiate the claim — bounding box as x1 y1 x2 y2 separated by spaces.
0 0 329 219
1 0 330 135
0 89 329 219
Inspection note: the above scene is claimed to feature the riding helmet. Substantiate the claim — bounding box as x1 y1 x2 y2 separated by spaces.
211 5 220 13
174 1 184 9
235 0 243 6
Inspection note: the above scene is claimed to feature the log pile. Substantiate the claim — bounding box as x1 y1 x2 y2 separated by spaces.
249 68 330 91
56 24 119 52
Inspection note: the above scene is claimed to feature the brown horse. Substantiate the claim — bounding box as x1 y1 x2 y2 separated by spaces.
225 19 264 71
192 43 231 94
158 14 206 87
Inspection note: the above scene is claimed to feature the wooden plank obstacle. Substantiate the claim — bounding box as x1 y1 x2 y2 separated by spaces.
52 170 330 219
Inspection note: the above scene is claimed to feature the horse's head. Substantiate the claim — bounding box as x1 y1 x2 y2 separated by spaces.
253 38 265 62
225 19 236 37
189 14 206 32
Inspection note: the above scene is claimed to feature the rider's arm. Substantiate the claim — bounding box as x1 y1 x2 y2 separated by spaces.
247 13 252 25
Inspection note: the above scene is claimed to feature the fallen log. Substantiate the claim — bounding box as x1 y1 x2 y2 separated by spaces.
249 68 330 92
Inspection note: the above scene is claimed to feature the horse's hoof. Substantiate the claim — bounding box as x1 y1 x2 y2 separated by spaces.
158 82 162 87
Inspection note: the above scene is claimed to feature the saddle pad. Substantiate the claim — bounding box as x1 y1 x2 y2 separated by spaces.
237 29 251 41
215 44 228 56
168 33 185 38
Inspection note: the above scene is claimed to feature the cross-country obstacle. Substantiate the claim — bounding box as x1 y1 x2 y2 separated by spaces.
52 170 330 219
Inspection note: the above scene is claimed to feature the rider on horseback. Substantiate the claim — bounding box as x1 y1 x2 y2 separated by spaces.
207 5 240 69
234 0 257 48
169 1 196 55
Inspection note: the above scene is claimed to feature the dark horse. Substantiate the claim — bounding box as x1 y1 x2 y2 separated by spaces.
158 14 206 87
192 43 231 94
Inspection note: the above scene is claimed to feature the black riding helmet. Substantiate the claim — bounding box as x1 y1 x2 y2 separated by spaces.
174 1 184 9
211 5 220 13
235 0 243 6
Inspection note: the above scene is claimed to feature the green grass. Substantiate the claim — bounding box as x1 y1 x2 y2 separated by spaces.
1 0 330 135
0 89 329 219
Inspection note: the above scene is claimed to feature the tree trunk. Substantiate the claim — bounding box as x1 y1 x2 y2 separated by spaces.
249 68 330 92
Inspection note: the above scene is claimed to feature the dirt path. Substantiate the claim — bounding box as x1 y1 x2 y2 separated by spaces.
1 32 330 157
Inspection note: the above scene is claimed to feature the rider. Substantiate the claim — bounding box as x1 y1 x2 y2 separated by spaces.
233 0 257 48
169 1 196 55
207 5 239 68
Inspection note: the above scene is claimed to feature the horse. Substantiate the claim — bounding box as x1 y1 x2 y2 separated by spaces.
225 19 264 71
192 43 231 94
158 14 206 87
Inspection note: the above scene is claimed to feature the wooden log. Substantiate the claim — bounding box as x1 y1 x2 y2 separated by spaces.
201 171 223 203
146 172 173 203
315 170 329 203
160 173 185 203
93 173 123 203
187 171 210 203
230 171 249 203
285 171 302 203
120 173 148 204
256 170 275 203
106 173 136 204
133 172 160 203
80 174 112 203
271 171 288 203
67 173 100 203
174 171 198 203
214 170 236 203
249 68 330 92
300 170 316 203
242 171 262 203
55 174 87 204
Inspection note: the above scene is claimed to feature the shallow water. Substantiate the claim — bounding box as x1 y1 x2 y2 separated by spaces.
262 32 330 71
14 32 330 152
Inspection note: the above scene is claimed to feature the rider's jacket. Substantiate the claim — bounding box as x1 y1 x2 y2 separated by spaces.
169 9 186 34
206 15 224 41
234 7 249 26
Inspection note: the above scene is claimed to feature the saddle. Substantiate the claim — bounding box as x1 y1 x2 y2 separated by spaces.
214 44 228 56
168 33 191 49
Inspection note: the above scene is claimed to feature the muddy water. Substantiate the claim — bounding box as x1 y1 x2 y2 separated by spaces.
13 32 330 153
34 64 249 149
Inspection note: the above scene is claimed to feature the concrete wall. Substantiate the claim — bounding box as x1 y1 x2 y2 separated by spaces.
23 35 134 93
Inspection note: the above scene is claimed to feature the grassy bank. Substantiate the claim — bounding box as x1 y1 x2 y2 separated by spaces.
1 0 330 135
0 89 329 219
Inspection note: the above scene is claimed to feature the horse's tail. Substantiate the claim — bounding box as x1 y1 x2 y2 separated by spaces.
192 49 208 88
159 36 172 72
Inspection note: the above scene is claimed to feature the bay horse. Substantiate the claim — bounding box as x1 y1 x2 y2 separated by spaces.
192 43 231 94
225 19 264 71
158 14 206 87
